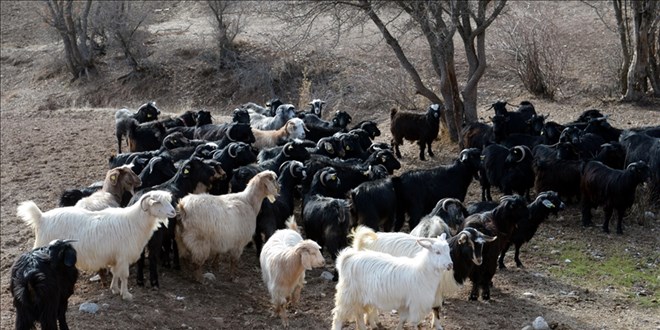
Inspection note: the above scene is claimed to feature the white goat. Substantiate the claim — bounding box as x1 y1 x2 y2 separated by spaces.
74 164 141 211
176 170 280 282
17 190 175 300
252 118 307 150
260 217 325 327
410 215 452 238
249 104 297 130
350 226 461 330
332 240 453 330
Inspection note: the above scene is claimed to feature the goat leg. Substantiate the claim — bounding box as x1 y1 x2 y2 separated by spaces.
498 243 510 269
514 242 525 268
417 140 427 161
615 207 625 235
602 206 613 234
136 250 146 287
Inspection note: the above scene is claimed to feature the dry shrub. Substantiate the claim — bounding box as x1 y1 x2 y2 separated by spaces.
490 5 567 100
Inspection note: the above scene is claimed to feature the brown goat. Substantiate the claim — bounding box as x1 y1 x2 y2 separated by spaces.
390 104 442 160
75 165 142 211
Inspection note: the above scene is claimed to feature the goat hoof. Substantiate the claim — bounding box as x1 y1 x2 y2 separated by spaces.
482 293 490 300
498 263 506 270
616 230 623 235
582 221 594 227
151 281 159 289
136 279 145 287
468 294 478 301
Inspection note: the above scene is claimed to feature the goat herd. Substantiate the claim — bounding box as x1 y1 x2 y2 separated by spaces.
9 98 659 330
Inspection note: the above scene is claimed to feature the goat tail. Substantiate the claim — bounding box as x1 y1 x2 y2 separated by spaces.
349 225 378 251
17 201 43 230
285 215 299 233
390 108 398 120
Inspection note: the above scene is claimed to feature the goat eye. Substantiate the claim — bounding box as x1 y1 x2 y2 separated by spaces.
147 114 152 118
184 168 190 174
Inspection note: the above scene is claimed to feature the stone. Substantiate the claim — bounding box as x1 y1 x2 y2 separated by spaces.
532 316 550 330
79 302 99 314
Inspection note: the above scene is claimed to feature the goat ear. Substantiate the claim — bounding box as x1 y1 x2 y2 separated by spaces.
300 248 313 270
61 247 77 267
481 234 497 243
416 239 433 250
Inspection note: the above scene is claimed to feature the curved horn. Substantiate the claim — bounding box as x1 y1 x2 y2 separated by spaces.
225 125 237 142
278 160 291 174
61 239 79 244
442 198 453 211
320 171 328 187
282 143 291 157
228 143 238 158
289 161 300 178
513 146 526 162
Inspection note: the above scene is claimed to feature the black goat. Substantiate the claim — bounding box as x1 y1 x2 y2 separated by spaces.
301 110 353 142
559 126 606 159
459 121 494 150
11 239 78 330
490 100 537 137
348 177 398 231
411 198 469 237
166 110 213 139
619 130 660 202
479 145 534 201
115 101 161 153
125 119 168 153
462 195 529 300
302 167 351 261
209 142 258 195
350 120 381 140
533 158 583 203
258 140 311 173
393 148 482 231
580 161 650 234
584 117 622 142
390 104 442 160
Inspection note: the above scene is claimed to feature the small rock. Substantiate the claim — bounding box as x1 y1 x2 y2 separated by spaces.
89 274 101 282
320 271 334 281
213 317 224 325
79 302 99 314
176 296 185 301
532 316 550 330
203 272 216 281
550 250 560 255
564 259 571 263
645 211 656 221
102 304 109 308
523 292 536 298
522 326 533 330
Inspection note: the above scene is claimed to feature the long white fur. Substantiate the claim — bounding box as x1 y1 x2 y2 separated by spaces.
75 164 141 211
410 215 453 239
259 216 325 327
332 232 453 330
350 226 461 330
176 170 280 281
16 190 174 300
251 118 307 150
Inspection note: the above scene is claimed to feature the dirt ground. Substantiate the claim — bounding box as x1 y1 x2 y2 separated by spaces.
1 2 659 330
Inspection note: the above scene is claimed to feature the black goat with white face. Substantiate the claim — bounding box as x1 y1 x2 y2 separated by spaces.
11 239 79 330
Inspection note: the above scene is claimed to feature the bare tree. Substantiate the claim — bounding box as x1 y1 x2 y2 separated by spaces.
96 1 155 82
41 0 98 81
207 0 243 66
588 0 659 100
492 4 567 100
282 0 506 142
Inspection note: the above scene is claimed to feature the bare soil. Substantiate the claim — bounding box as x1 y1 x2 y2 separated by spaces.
1 2 659 330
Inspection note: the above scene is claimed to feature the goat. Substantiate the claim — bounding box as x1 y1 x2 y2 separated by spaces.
461 195 529 300
242 98 283 116
260 218 324 327
17 190 175 300
250 104 297 130
580 161 650 234
130 158 225 288
209 142 258 195
479 145 534 201
257 140 311 173
252 118 306 150
390 104 442 160
126 119 168 153
10 239 78 330
459 121 494 150
74 165 141 210
393 148 482 231
302 167 351 262
410 198 469 237
331 235 453 330
619 130 660 202
301 110 353 142
348 177 398 232
176 171 280 281
115 101 161 153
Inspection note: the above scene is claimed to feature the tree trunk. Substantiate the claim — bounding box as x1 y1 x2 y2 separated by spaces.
613 0 631 95
622 0 655 101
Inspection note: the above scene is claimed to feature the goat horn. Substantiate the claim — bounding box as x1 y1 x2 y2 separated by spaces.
282 144 291 157
442 198 452 211
225 125 237 142
289 161 300 178
320 172 328 187
514 146 526 162
61 239 79 244
278 160 291 173
228 143 238 158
